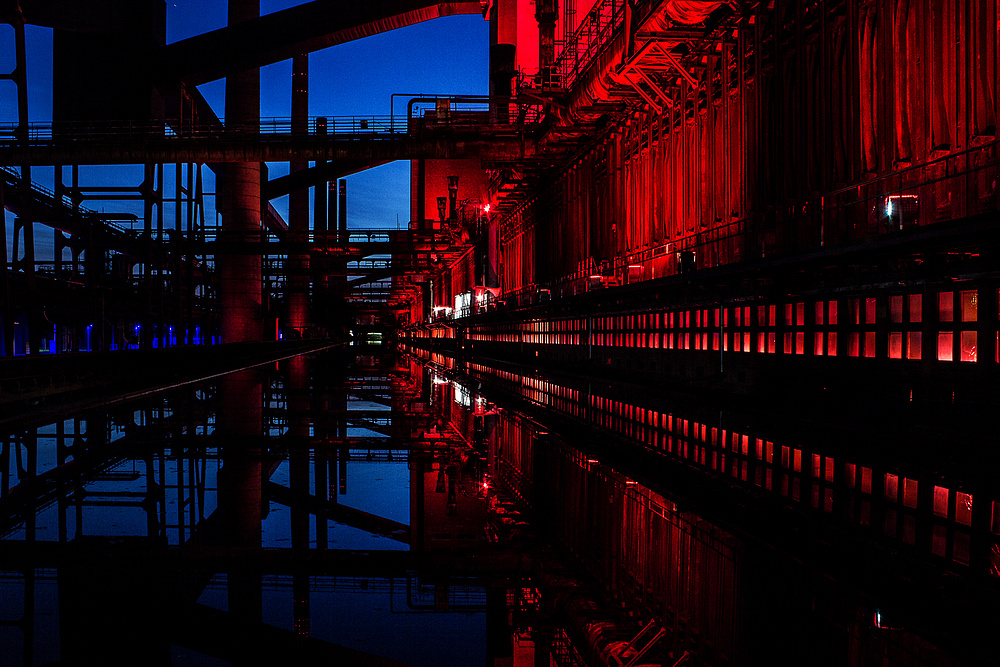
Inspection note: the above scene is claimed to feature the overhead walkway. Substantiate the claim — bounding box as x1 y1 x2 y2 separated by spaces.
0 115 535 167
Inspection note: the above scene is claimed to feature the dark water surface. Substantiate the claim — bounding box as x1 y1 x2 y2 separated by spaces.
1 350 994 666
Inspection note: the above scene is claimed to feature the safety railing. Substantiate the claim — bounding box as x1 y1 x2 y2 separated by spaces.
553 0 626 91
600 138 1000 286
0 165 133 236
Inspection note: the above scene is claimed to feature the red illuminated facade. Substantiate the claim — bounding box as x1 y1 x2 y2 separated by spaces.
407 0 1000 406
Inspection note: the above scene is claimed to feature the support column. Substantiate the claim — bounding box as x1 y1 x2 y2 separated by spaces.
220 0 263 343
287 53 310 335
0 181 12 357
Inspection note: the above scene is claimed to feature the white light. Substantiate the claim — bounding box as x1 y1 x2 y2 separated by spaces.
483 204 491 213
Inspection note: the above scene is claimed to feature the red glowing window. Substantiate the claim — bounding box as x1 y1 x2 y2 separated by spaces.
885 474 899 501
815 302 825 325
938 332 954 361
890 295 903 323
757 332 766 353
715 309 721 327
933 486 949 517
783 333 792 354
814 332 824 356
889 332 903 359
795 332 804 354
828 332 838 356
824 458 835 482
865 298 876 324
784 303 793 326
939 292 954 322
743 335 750 353
685 311 691 327
793 449 802 472
769 305 776 327
953 532 970 565
865 331 875 357
961 290 977 322
903 478 918 508
695 310 701 328
956 492 973 526
781 446 790 468
844 463 856 487
907 332 922 359
849 298 860 325
796 303 805 326
909 294 922 322
767 332 776 354
848 332 860 357
861 467 872 494
811 454 821 477
931 525 947 556
961 331 977 362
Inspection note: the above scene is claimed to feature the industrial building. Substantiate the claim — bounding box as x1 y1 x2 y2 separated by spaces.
1 1 998 665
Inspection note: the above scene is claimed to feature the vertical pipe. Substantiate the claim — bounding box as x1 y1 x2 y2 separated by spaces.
0 180 11 357
416 159 426 227
314 118 328 238
334 180 344 243
338 179 347 239
219 0 263 344
287 53 310 334
536 0 558 87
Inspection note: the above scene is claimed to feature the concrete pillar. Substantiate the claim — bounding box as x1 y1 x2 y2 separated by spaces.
287 53 310 335
220 0 263 343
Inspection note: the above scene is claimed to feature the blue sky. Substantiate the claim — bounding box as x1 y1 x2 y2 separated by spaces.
3 1 489 257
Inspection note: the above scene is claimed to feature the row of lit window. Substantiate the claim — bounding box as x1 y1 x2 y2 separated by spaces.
469 361 995 564
469 290 979 334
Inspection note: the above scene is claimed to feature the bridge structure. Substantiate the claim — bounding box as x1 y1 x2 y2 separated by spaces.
1 0 998 406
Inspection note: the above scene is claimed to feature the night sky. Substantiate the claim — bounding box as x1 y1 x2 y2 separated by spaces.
2 1 490 256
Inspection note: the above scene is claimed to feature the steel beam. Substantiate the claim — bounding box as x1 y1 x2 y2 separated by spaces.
0 134 532 166
153 0 484 86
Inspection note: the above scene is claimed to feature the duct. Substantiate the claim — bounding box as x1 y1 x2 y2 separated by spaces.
662 0 723 24
560 30 629 122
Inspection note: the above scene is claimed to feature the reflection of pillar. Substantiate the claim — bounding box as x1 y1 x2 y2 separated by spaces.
218 366 263 666
486 585 513 665
287 53 310 334
290 358 311 636
220 0 262 344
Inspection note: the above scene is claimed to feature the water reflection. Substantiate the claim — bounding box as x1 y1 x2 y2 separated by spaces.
0 350 992 666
